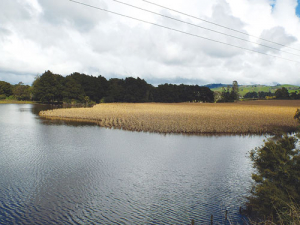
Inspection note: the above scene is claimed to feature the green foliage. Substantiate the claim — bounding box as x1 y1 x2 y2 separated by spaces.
244 91 258 99
248 133 300 222
294 109 300 124
0 81 13 97
63 76 85 102
32 71 64 102
212 84 300 97
243 91 275 99
0 94 6 100
290 91 300 100
12 82 31 100
21 70 214 103
217 81 239 102
70 73 108 102
231 80 239 101
275 87 290 99
153 83 214 103
258 91 275 99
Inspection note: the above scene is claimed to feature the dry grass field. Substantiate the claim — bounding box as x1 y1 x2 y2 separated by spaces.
39 100 300 134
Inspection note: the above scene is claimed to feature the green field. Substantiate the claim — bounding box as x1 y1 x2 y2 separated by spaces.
211 84 300 97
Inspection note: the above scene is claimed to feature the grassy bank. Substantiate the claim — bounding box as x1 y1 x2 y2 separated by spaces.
0 99 35 104
39 100 300 134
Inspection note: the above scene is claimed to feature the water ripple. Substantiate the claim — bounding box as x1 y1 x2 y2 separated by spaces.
0 104 266 224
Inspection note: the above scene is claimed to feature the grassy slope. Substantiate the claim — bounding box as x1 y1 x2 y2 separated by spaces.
211 84 300 97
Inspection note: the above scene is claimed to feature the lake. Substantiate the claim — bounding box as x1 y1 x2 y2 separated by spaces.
0 104 266 224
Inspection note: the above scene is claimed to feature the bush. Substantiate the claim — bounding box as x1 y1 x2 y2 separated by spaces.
295 109 300 123
247 110 300 223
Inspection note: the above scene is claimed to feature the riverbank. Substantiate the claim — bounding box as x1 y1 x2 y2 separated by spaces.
39 100 300 134
0 100 36 104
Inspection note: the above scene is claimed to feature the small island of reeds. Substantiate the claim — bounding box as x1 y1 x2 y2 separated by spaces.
39 100 300 135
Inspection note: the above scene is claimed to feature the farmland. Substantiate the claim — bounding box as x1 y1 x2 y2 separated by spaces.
211 84 300 97
39 100 300 134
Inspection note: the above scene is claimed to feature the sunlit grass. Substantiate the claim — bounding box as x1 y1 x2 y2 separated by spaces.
39 100 300 134
0 100 35 104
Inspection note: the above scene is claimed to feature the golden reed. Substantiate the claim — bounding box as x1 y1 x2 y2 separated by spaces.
39 100 300 134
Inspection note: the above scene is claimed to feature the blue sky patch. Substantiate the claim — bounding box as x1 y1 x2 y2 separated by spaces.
296 0 300 17
270 1 276 9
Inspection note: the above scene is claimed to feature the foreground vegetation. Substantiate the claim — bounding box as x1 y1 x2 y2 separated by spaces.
248 134 300 223
40 100 300 134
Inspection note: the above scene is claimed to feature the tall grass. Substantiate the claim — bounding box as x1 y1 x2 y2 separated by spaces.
39 100 300 134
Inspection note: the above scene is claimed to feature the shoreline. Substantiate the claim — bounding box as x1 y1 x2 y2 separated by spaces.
39 115 283 135
39 101 300 135
0 100 36 104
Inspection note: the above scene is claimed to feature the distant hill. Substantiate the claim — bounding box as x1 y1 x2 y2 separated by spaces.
210 84 300 97
205 83 229 89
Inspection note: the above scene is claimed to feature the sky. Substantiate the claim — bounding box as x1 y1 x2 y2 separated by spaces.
1 0 300 86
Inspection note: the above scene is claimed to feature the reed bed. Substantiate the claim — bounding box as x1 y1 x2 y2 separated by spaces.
39 100 300 134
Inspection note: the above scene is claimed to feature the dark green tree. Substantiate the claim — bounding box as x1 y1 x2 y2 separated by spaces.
244 91 258 99
231 80 239 101
194 86 214 102
220 86 231 102
123 77 153 102
275 87 290 99
294 109 300 123
104 78 125 102
248 113 300 222
290 91 300 100
13 82 31 100
32 71 64 102
154 84 180 102
62 76 85 103
70 73 108 102
258 91 275 99
0 81 13 98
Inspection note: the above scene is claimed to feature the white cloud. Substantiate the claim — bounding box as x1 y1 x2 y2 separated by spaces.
0 0 300 85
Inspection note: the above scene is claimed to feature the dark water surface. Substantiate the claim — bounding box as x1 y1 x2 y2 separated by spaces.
0 104 266 224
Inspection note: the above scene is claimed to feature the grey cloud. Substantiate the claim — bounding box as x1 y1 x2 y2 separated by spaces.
0 27 11 35
0 0 32 23
256 26 297 53
0 70 36 85
38 0 109 31
210 1 245 29
144 77 209 86
183 1 250 58
0 27 12 41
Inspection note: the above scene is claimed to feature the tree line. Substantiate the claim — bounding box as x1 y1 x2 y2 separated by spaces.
0 70 214 103
214 81 240 102
243 87 300 100
0 81 31 101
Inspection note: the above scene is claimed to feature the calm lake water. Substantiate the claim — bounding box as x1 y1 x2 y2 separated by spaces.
0 104 266 224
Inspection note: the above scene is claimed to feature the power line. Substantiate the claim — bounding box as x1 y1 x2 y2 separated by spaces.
110 0 300 57
68 0 300 64
139 0 300 52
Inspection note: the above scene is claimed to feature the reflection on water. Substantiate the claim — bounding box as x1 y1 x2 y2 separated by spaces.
31 104 97 127
0 104 266 224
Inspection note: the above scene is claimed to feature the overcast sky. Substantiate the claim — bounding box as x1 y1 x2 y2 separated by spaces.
1 0 300 85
